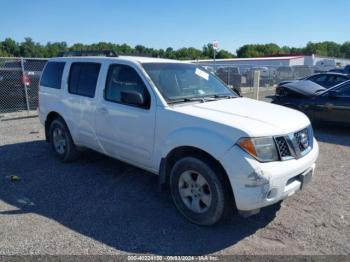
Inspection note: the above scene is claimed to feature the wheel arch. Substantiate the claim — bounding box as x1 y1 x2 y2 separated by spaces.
159 146 235 207
45 111 68 142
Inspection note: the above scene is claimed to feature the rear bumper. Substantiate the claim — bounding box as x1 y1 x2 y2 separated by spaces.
221 138 319 211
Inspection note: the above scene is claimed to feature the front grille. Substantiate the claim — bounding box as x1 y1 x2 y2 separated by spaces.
275 137 291 158
274 126 313 161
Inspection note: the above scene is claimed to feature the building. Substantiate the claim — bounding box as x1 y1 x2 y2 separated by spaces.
193 55 350 72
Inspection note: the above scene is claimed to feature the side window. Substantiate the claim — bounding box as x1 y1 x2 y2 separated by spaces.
335 76 348 84
40 62 65 89
68 63 101 98
313 75 328 84
105 64 150 108
307 75 317 81
337 82 350 96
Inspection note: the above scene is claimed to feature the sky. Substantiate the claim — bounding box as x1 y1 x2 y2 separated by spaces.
0 0 349 53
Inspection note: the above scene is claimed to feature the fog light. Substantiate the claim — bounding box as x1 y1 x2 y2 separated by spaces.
245 171 269 187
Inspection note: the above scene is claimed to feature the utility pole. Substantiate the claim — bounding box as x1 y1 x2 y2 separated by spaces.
213 48 216 72
212 40 219 73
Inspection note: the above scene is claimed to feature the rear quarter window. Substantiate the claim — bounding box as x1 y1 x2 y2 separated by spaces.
68 63 101 98
40 62 65 89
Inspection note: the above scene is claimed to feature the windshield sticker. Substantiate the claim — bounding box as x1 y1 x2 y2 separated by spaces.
195 68 209 80
198 90 205 95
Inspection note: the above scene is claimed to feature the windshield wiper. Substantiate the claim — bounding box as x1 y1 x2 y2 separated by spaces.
168 96 216 104
168 97 206 104
212 94 236 99
167 95 235 105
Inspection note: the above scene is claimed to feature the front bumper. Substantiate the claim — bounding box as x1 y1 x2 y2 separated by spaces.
221 138 319 211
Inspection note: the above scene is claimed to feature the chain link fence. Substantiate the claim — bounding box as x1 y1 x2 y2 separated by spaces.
0 57 47 117
0 57 319 118
201 63 316 101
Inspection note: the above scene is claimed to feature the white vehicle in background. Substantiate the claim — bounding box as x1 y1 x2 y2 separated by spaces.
38 51 319 225
315 59 336 72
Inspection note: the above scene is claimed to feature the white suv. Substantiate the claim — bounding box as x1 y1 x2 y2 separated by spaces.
39 54 319 225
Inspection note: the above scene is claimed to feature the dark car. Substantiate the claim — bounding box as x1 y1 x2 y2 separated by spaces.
215 66 242 94
272 80 350 125
275 72 350 96
329 65 350 75
0 59 47 112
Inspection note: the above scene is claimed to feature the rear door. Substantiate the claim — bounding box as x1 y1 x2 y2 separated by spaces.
66 62 101 149
94 62 156 168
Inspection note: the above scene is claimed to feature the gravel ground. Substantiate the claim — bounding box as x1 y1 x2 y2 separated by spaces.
0 115 349 256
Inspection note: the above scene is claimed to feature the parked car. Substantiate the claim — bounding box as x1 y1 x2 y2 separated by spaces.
39 54 319 225
0 61 26 111
275 66 294 82
276 73 350 96
0 59 46 112
245 67 274 87
314 59 337 72
215 66 243 93
329 65 350 75
273 80 350 126
291 65 314 79
246 67 270 78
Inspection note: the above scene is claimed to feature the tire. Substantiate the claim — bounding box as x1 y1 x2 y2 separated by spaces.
49 118 78 162
170 156 232 226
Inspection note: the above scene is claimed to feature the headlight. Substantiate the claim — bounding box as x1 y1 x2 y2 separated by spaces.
238 137 279 162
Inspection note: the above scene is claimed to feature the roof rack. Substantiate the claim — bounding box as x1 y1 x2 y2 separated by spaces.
60 50 118 57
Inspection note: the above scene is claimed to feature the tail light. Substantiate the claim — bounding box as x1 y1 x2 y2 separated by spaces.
22 74 31 86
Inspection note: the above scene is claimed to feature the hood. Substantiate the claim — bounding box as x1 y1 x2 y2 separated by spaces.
278 79 299 86
283 80 326 96
172 97 311 137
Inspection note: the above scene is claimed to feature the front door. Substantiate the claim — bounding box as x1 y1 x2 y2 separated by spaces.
95 63 156 168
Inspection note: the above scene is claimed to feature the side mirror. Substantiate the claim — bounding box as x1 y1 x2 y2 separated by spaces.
328 90 340 98
121 90 147 107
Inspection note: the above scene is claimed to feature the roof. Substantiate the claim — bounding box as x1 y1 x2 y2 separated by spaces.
193 56 305 63
50 55 182 64
320 72 350 77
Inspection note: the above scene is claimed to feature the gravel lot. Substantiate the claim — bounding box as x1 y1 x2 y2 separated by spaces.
0 115 349 255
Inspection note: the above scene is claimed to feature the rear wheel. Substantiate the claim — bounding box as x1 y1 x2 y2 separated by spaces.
49 118 78 162
170 157 232 225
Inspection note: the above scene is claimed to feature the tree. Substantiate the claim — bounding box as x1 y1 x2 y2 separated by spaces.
236 43 282 57
44 42 68 57
340 42 350 58
20 37 43 57
304 41 342 57
1 37 349 59
0 46 10 57
165 47 176 59
216 49 234 59
69 43 86 52
2 38 20 56
202 43 214 58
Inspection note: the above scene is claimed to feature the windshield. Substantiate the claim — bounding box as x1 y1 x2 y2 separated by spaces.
142 63 236 102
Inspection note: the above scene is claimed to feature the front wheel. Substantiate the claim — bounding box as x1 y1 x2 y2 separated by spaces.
170 157 232 225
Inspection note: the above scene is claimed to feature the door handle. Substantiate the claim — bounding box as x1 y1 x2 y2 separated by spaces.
97 107 108 113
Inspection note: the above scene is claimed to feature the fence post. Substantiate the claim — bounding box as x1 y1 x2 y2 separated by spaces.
253 70 260 100
20 57 30 114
